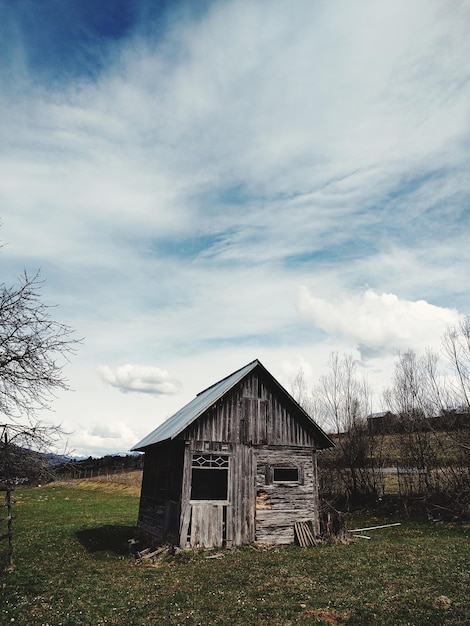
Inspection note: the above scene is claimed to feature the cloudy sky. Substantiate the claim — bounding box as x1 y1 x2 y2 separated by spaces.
1 0 469 456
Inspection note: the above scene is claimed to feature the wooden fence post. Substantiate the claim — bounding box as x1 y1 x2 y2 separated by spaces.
1 429 14 580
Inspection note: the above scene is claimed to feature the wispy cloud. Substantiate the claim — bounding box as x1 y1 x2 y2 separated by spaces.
1 0 469 454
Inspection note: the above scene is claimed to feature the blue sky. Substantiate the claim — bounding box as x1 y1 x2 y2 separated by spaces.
1 0 469 455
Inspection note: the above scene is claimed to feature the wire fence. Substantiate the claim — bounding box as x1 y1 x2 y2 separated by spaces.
57 467 143 488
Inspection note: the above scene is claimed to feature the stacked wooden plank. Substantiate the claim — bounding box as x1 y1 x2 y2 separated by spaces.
294 521 317 547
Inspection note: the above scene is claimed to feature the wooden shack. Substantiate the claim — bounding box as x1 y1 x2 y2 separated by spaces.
132 359 334 548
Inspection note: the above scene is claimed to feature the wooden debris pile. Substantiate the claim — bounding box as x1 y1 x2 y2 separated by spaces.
294 511 401 547
295 503 352 547
128 535 175 564
137 546 165 561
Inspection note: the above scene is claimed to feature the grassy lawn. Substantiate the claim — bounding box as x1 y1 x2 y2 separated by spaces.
1 478 469 625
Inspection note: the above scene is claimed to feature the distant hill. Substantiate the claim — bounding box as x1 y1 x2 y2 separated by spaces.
1 444 143 486
55 453 143 478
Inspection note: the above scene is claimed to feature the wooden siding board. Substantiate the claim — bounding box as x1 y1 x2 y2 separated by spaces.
136 441 184 540
178 444 193 548
190 505 225 549
230 444 255 546
311 452 320 535
254 446 319 544
179 373 318 448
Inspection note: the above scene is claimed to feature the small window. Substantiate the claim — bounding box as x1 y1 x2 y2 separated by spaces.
190 454 229 501
273 467 299 483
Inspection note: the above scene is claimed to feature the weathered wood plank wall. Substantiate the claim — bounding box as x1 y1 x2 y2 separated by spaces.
138 371 322 548
182 373 317 448
136 441 184 541
255 447 318 544
229 444 255 546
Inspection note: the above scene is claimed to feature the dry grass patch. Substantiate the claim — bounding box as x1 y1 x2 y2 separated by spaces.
54 470 143 494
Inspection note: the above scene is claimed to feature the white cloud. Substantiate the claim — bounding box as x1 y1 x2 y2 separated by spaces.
98 364 181 395
90 422 135 440
298 287 462 356
65 422 139 457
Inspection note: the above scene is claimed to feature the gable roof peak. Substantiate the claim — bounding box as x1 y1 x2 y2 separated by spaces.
132 359 334 451
196 358 260 397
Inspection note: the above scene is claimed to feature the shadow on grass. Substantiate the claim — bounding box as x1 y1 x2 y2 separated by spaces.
76 525 137 555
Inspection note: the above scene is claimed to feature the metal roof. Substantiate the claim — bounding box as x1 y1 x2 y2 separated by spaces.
132 358 334 451
132 360 260 450
367 411 393 419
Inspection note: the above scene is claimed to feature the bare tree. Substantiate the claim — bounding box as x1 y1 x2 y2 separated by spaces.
318 353 371 434
288 367 319 421
384 348 469 510
0 270 79 485
0 248 79 574
316 352 383 499
383 350 439 495
0 270 77 420
442 316 470 411
440 319 470 504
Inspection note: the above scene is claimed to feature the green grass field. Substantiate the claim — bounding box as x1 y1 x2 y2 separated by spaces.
1 477 469 625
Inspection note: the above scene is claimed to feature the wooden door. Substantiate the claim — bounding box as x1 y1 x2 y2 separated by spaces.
189 504 225 548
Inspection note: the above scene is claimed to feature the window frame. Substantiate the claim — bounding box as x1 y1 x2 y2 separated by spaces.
189 453 230 503
272 466 300 483
265 463 303 486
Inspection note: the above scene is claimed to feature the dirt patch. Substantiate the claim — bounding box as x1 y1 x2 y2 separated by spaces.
303 607 351 624
432 595 452 610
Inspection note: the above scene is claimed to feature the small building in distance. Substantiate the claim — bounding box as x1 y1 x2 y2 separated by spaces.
367 411 400 435
132 359 334 549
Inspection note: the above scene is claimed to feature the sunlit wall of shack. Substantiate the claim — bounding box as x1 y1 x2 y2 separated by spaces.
132 360 334 549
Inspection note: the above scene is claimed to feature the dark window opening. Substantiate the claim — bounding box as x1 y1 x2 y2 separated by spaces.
191 468 228 500
190 454 229 500
273 467 299 482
